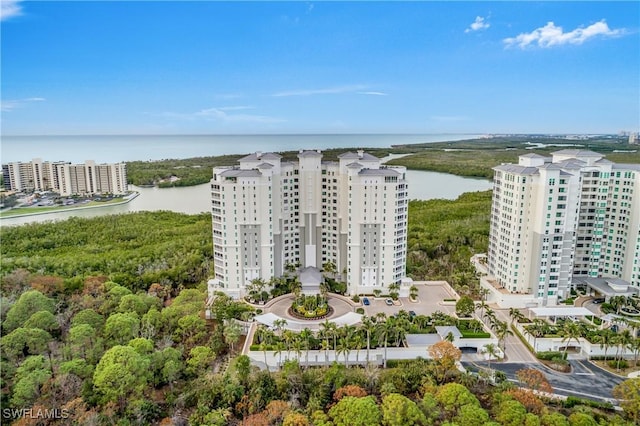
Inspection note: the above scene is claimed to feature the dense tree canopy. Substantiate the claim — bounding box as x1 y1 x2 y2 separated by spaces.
0 182 636 424
0 212 213 293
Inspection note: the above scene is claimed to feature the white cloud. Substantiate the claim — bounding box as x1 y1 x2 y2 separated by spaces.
1 97 45 112
272 85 367 97
161 106 284 124
357 91 388 96
465 16 490 33
1 0 23 21
504 20 625 49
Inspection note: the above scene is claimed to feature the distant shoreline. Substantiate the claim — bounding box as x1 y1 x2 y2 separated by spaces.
0 192 140 219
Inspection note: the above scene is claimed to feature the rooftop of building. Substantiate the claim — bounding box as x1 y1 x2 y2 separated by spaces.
551 149 603 157
405 334 442 347
297 150 323 158
239 152 282 162
219 169 262 178
529 306 593 317
612 163 640 171
338 151 380 161
573 277 639 297
358 168 401 176
435 326 463 340
493 164 539 175
346 162 364 169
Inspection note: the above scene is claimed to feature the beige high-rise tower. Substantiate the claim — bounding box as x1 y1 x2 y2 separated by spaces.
209 150 408 299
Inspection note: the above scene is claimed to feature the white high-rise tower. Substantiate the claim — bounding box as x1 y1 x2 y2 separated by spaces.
486 150 640 306
209 150 408 299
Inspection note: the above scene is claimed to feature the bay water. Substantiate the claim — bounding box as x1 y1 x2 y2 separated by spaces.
1 133 481 163
0 134 492 226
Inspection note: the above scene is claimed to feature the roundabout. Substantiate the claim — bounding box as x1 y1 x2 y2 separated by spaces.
254 293 361 331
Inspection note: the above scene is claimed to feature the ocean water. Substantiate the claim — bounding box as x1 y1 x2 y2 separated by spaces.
1 133 481 163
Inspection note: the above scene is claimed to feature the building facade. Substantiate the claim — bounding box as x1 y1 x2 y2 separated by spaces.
486 150 640 306
209 150 408 298
2 159 127 196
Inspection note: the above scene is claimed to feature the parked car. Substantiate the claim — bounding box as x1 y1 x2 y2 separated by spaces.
409 310 416 318
362 297 370 306
385 298 394 306
593 298 605 304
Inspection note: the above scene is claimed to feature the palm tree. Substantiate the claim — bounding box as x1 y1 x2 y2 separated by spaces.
394 318 410 347
322 261 337 279
561 321 583 358
319 282 329 298
414 314 430 331
360 316 376 364
337 337 350 368
341 325 357 365
274 341 285 368
484 343 499 370
477 301 489 322
273 318 287 336
223 321 242 353
320 320 337 350
509 308 526 325
615 329 633 370
409 285 418 301
292 336 304 364
596 329 615 361
298 328 313 366
610 295 626 315
255 325 268 345
525 319 546 352
320 338 331 366
483 308 496 327
283 330 296 360
630 337 640 368
291 277 302 298
389 282 400 300
479 287 490 301
256 325 274 356
493 320 512 352
352 333 365 365
259 339 269 370
376 320 394 368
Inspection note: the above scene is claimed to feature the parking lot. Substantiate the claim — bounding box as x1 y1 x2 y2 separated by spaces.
360 282 458 318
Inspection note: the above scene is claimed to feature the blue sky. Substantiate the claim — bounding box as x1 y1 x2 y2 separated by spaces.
1 1 638 135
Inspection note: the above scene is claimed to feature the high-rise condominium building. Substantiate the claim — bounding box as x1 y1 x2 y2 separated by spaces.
2 159 127 196
486 150 639 306
209 150 408 298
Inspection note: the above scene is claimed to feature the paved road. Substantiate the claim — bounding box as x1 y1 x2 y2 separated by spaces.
463 360 624 402
489 308 538 363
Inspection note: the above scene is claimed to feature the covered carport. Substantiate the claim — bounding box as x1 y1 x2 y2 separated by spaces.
529 306 593 324
574 277 639 302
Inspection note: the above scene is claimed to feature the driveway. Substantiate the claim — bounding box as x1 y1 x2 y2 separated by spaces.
463 360 624 402
488 308 538 363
